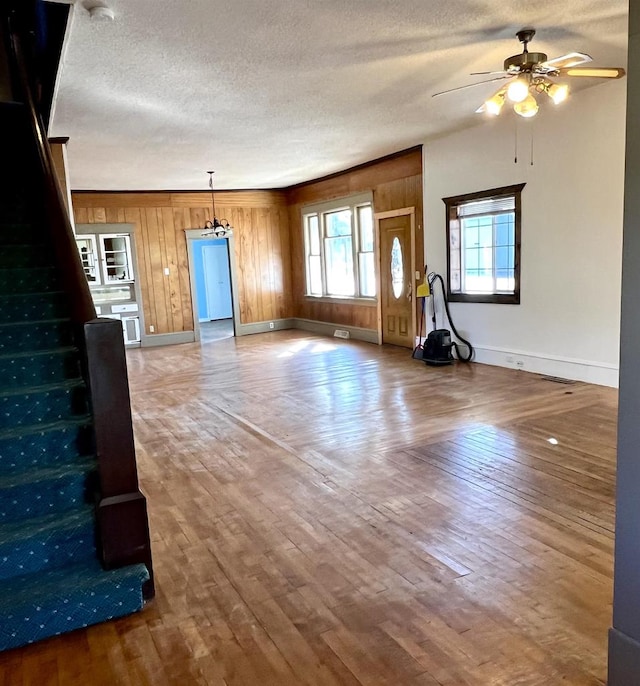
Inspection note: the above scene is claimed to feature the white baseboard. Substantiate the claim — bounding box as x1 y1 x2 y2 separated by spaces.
472 345 619 388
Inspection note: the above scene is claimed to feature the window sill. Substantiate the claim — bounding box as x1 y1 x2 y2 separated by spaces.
448 292 520 305
304 295 378 307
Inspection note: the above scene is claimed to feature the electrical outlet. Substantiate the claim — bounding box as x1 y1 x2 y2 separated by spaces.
269 322 274 329
149 325 155 333
506 355 514 364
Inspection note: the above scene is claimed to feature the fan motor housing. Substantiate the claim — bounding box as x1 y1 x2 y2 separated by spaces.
504 51 548 72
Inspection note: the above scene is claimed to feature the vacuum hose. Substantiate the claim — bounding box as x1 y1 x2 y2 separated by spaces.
428 273 474 363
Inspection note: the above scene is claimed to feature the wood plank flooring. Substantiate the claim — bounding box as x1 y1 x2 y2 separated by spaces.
0 331 617 685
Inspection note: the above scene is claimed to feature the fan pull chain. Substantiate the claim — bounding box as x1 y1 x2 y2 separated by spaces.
514 118 519 164
530 120 535 166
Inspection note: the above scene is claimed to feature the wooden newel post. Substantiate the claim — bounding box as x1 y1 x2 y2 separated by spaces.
83 318 154 599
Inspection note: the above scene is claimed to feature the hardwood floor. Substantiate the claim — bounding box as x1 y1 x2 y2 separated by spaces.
0 331 617 685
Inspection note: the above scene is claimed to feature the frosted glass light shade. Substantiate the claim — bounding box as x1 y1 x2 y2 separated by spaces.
484 93 505 115
546 82 569 104
514 93 539 118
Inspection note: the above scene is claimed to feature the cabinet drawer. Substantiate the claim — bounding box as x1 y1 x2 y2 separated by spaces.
111 303 138 313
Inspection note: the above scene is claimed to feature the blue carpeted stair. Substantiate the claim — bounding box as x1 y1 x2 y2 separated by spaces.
0 102 148 651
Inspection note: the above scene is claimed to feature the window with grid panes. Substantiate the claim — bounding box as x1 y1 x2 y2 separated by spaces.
303 193 375 299
443 184 524 304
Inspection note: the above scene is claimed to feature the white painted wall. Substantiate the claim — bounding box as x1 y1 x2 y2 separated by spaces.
423 79 626 386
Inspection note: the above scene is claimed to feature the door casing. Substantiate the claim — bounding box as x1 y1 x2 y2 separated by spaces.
185 229 240 341
374 207 417 347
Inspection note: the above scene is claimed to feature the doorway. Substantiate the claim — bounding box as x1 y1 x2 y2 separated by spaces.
375 208 416 348
186 232 239 343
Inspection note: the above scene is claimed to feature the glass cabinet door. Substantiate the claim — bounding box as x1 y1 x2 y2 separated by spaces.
99 234 134 283
76 235 101 284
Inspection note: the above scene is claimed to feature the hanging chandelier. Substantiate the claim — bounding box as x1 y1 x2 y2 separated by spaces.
201 171 233 237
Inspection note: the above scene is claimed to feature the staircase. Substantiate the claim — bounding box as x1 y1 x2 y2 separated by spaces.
0 102 149 652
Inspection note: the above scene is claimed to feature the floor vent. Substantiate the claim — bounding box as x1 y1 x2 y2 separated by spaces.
541 375 576 384
334 329 350 339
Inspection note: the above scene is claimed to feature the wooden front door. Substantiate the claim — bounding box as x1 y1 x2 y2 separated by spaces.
379 213 414 348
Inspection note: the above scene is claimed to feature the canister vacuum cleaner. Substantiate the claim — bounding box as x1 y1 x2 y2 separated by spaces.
415 271 473 366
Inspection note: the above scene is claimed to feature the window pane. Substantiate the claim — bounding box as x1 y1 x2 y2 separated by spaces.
463 222 479 248
358 206 374 252
464 272 494 292
495 246 511 270
478 223 493 248
450 247 460 270
325 210 352 237
496 270 515 292
450 269 461 292
308 255 322 295
307 215 320 254
391 237 404 299
359 253 375 297
465 249 479 269
478 247 492 269
495 215 515 246
325 236 354 295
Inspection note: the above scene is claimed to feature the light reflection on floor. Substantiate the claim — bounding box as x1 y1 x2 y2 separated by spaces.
199 318 234 343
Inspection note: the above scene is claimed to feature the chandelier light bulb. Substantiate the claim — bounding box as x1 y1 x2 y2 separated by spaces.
507 77 530 103
514 93 539 118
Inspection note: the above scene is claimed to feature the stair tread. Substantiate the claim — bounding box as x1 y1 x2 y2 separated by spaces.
0 460 95 489
0 559 148 650
0 558 148 607
0 377 85 398
0 345 77 361
0 415 92 441
0 505 94 546
0 506 96 584
0 317 70 328
0 291 65 299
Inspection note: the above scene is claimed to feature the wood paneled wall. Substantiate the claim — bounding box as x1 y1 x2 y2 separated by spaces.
71 148 423 338
71 191 292 335
286 147 423 331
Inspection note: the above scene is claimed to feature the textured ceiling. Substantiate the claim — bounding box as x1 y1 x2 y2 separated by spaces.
49 0 628 191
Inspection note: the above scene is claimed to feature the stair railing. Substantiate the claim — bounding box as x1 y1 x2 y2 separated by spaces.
7 17 154 598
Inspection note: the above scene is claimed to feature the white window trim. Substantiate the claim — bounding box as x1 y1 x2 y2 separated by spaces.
302 192 375 301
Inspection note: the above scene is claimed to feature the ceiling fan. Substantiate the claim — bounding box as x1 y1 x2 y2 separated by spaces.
433 28 626 118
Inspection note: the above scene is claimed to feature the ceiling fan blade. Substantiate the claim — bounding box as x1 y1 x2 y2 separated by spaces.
470 70 509 76
432 75 512 98
558 66 626 79
540 52 592 71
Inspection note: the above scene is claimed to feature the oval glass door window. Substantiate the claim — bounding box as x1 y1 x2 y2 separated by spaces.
390 237 404 299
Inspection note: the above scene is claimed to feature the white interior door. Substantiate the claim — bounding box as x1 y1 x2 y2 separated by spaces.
203 243 233 320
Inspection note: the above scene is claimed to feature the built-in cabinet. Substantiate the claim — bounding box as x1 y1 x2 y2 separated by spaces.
75 225 142 346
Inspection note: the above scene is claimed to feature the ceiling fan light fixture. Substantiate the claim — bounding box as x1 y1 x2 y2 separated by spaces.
484 92 505 115
514 93 539 118
546 81 569 105
506 77 530 103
